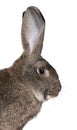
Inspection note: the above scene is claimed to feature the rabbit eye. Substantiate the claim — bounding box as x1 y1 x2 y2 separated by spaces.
37 67 50 77
39 68 45 74
37 67 45 75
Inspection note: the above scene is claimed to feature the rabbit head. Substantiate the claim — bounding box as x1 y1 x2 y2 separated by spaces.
21 6 61 102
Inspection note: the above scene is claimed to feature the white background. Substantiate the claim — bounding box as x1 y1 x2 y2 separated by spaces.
0 0 77 130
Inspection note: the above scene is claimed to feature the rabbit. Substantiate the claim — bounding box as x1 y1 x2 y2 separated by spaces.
0 6 61 130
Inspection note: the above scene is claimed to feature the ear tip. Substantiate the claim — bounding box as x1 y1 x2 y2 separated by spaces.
27 6 45 22
22 6 40 18
22 11 26 17
27 6 39 12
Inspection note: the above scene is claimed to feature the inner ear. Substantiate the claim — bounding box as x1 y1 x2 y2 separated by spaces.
21 6 45 56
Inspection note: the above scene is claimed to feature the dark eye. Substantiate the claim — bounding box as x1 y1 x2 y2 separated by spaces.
39 68 45 74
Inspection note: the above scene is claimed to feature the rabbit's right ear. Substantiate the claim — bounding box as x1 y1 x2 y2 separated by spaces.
21 6 45 57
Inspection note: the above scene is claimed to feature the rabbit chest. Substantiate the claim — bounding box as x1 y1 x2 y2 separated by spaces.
0 70 42 130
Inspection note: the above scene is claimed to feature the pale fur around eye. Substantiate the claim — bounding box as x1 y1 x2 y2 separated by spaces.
37 68 50 77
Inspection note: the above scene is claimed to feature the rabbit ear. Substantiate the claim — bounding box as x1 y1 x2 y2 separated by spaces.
21 6 45 57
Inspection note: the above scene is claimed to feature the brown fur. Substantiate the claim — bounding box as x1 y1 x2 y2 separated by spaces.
0 6 61 130
0 59 42 130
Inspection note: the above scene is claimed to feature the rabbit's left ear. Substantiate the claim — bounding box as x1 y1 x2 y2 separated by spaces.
21 6 45 57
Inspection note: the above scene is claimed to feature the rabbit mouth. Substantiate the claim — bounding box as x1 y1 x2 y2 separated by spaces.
44 89 60 100
43 81 61 100
32 87 60 102
46 92 59 99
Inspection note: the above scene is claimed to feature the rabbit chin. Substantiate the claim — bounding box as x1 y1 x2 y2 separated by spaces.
33 92 45 102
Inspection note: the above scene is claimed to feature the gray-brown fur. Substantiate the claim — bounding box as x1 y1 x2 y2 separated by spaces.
0 6 61 130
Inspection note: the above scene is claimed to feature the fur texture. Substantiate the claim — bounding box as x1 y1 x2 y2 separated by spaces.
0 6 61 130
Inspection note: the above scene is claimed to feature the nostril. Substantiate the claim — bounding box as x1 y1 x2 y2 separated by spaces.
58 86 61 91
58 83 62 91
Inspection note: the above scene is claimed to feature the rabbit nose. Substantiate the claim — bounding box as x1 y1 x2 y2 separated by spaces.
54 81 62 92
57 83 61 92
